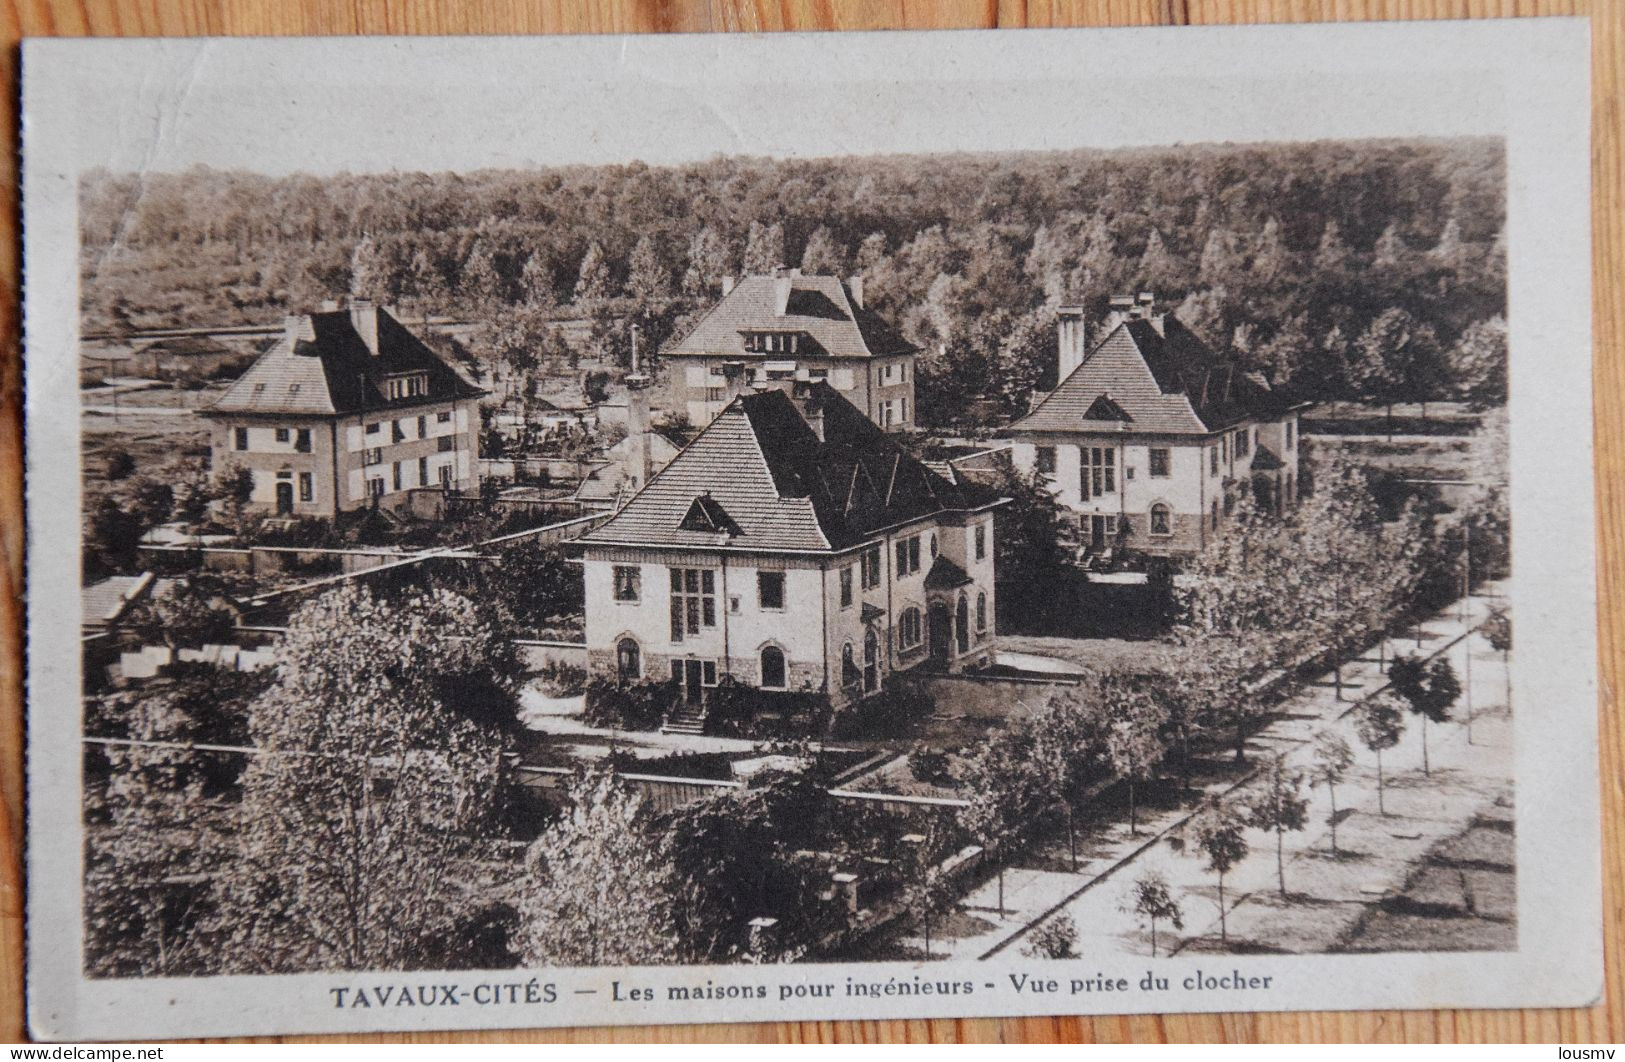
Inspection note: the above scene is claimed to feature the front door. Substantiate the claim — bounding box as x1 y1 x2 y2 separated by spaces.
929 603 952 662
671 659 714 704
275 481 294 515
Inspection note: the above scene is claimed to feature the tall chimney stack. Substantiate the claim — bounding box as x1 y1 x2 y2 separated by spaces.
847 275 865 309
283 314 315 347
772 267 792 316
349 298 380 355
1056 305 1087 382
721 276 736 297
1105 294 1136 333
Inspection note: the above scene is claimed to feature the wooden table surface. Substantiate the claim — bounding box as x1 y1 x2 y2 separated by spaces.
0 0 1618 1045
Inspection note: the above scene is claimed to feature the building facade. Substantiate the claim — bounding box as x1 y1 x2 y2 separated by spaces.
575 384 1003 719
202 300 484 517
662 269 917 432
1005 293 1304 558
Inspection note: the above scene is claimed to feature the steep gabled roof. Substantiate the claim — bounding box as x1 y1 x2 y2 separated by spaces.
1008 314 1292 436
577 384 1001 554
206 307 483 417
665 273 914 360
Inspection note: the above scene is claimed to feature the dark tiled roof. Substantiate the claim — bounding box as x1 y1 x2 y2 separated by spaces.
207 307 483 417
666 274 913 360
923 555 973 591
1250 444 1286 471
1009 315 1292 436
578 384 1000 553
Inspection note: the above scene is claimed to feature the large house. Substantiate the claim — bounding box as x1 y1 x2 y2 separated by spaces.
1005 293 1304 558
574 381 1004 722
663 268 916 432
203 299 484 517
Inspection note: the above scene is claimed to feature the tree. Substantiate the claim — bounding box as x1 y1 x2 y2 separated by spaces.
1372 223 1408 270
519 251 557 310
518 770 678 965
1309 731 1355 856
218 584 518 972
1197 227 1242 286
1121 869 1183 957
1388 654 1460 776
86 497 144 577
1348 308 1417 434
682 226 731 295
1103 682 1168 835
1246 753 1310 896
349 234 392 302
1355 693 1406 815
1172 795 1249 945
1249 216 1291 282
460 241 504 308
1483 605 1512 709
799 226 846 275
573 241 613 305
215 463 255 528
1447 316 1508 408
625 235 670 305
960 727 1040 910
1312 219 1351 276
125 582 237 650
131 478 176 527
902 829 955 959
742 221 786 274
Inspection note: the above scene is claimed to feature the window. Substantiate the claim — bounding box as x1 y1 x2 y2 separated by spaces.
387 374 428 401
393 421 407 443
298 472 313 502
1149 447 1171 478
1082 446 1117 499
841 643 861 689
439 436 455 453
760 646 787 689
393 462 403 491
861 545 882 589
616 638 641 682
1211 499 1220 530
368 477 386 500
418 456 429 487
900 363 908 382
1235 428 1250 458
1285 420 1295 447
977 592 987 632
417 415 427 437
439 464 454 490
863 629 879 693
613 565 641 602
275 427 290 443
758 571 786 610
974 523 986 561
895 535 921 579
898 608 923 651
929 534 938 558
234 427 249 451
1210 446 1219 476
364 447 383 465
1036 446 1056 475
669 568 717 642
1150 503 1172 537
366 422 382 436
839 566 853 608
437 411 453 424
295 428 312 453
956 594 970 653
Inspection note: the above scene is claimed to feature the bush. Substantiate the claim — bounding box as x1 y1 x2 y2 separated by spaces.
908 743 952 786
582 677 671 731
1023 914 1078 959
536 662 587 698
830 676 936 740
708 677 832 739
105 448 136 481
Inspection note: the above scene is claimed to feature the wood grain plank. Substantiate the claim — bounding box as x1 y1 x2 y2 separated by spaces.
1 0 1618 1044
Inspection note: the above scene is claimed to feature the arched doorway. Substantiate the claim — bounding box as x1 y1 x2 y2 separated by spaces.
929 603 951 662
955 594 970 654
760 645 786 689
615 637 641 683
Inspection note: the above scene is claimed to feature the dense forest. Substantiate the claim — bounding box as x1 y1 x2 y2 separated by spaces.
79 138 1507 424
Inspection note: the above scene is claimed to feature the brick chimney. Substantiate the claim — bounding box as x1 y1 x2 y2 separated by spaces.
1057 305 1087 382
626 326 652 487
1104 294 1136 333
349 298 380 355
721 276 735 297
847 274 865 309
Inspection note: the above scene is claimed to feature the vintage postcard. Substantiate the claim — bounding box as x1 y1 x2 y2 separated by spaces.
21 19 1598 1040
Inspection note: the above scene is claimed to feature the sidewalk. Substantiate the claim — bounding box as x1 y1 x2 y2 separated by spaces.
859 583 1511 962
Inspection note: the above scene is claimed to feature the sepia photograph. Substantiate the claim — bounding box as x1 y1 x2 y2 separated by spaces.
21 20 1599 1040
